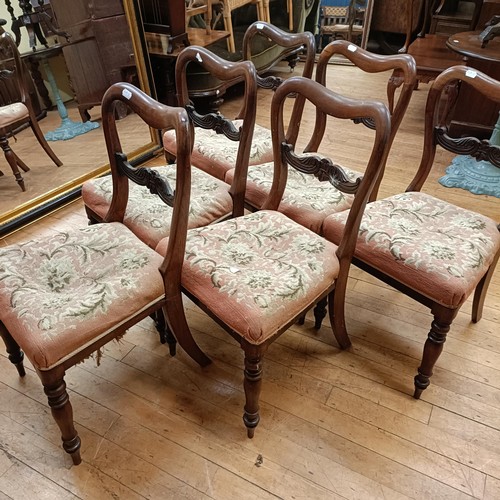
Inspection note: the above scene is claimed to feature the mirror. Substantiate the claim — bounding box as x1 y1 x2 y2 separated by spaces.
0 0 159 234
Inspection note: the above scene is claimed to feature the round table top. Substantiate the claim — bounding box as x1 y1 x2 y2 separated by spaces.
446 31 500 64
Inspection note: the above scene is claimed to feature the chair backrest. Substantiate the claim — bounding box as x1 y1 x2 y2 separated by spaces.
242 21 316 146
310 39 417 198
408 65 500 193
99 82 192 294
175 46 257 217
263 76 391 268
0 31 27 109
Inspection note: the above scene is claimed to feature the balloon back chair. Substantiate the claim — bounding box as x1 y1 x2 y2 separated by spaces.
0 31 62 191
321 65 500 398
0 82 209 465
163 21 316 182
225 39 417 235
82 46 257 249
155 76 391 437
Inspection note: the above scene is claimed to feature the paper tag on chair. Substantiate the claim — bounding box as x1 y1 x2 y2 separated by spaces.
465 69 477 79
196 52 203 63
256 23 264 29
122 88 132 100
348 44 357 52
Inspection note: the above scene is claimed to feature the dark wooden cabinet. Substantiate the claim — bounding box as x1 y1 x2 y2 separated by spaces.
49 0 137 121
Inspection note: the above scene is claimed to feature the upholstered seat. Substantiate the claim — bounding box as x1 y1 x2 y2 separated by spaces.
0 223 165 371
225 160 361 233
157 210 340 343
0 101 28 127
162 121 273 180
323 191 500 308
82 166 233 248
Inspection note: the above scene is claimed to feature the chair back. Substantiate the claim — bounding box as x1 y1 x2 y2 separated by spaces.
408 65 500 192
311 39 417 198
100 82 192 293
264 76 391 269
0 32 27 111
175 46 258 217
242 21 316 146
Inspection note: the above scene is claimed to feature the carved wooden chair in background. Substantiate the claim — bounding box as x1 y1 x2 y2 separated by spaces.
0 31 61 191
225 40 416 235
0 82 209 464
82 47 257 249
163 21 316 182
156 76 391 437
321 66 500 398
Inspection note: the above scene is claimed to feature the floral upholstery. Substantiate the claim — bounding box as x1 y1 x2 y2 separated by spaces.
0 223 165 370
322 192 500 308
163 121 274 180
156 210 340 344
225 160 362 234
82 166 233 248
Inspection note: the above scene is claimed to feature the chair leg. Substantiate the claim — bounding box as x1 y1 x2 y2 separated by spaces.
0 323 26 377
329 279 352 349
151 310 177 356
223 11 236 52
29 118 63 167
414 306 457 399
314 296 328 330
163 300 211 367
242 344 264 438
41 375 81 465
0 137 26 191
13 152 30 172
472 251 499 323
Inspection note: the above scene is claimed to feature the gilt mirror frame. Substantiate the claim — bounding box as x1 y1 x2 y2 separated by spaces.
0 0 160 235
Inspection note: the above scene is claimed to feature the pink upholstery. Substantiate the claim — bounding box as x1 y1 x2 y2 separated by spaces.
0 102 28 128
225 160 361 233
323 192 500 308
0 223 165 370
82 166 233 248
163 122 274 180
156 210 340 344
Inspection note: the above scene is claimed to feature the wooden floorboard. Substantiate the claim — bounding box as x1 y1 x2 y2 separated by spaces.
0 62 499 499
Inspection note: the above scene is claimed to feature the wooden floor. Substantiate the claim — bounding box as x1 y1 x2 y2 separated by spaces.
0 63 499 499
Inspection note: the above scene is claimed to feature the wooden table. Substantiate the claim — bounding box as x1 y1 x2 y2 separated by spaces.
446 30 500 137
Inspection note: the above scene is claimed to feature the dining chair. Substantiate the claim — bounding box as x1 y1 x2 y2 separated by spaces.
0 82 209 465
155 76 391 437
162 21 316 182
0 31 61 191
225 40 417 234
321 65 500 398
82 46 257 249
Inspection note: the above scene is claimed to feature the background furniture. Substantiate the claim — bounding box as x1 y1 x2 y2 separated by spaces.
49 0 138 122
0 31 61 190
446 29 500 137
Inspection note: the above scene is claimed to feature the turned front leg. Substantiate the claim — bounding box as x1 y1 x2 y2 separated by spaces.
243 348 264 438
43 377 82 465
414 308 456 398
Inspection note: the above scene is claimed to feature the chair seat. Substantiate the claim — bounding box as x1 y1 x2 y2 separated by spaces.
82 166 233 248
163 121 274 180
0 223 165 370
322 192 500 308
225 160 361 233
156 210 340 344
0 102 28 128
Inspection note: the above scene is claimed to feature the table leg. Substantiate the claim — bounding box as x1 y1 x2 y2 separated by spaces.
42 60 99 141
